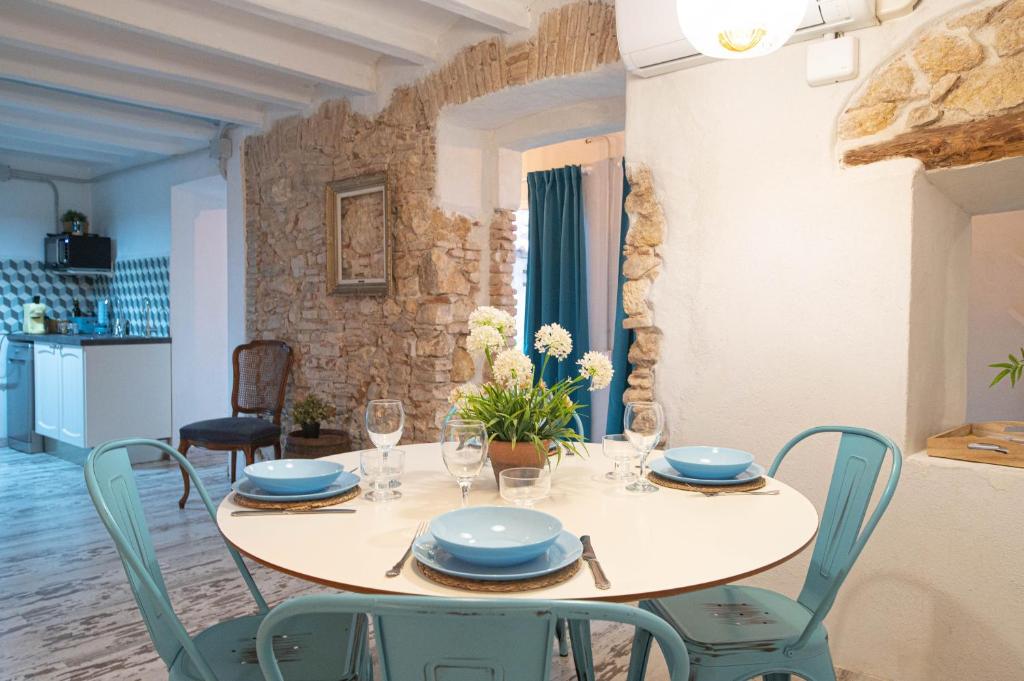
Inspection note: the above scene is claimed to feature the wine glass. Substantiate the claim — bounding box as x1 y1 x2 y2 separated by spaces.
365 399 404 458
624 401 664 493
360 448 405 502
499 467 551 507
441 420 488 507
603 434 637 481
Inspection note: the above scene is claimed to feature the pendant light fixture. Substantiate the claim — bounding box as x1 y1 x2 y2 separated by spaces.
676 0 808 59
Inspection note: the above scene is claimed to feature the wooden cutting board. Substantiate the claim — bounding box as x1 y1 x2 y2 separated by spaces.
927 421 1024 469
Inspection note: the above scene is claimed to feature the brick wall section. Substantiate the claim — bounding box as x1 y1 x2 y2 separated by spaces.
243 2 619 446
839 0 1024 169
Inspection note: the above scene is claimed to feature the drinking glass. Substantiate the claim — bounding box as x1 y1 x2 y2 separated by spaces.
440 419 488 507
365 399 404 456
499 467 551 507
624 401 665 493
603 434 637 481
360 448 405 502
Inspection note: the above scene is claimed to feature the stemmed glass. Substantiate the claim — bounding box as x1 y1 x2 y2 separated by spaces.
440 420 488 507
624 401 665 493
365 399 404 460
603 434 637 481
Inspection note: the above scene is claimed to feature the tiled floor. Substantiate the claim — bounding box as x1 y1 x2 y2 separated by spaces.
0 446 668 681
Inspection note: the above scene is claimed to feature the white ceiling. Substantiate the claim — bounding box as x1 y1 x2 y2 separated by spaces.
0 0 534 179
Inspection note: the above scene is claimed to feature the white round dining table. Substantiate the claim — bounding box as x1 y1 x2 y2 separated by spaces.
217 443 819 603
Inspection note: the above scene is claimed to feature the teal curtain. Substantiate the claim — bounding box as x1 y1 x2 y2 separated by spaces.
524 165 591 439
605 165 633 435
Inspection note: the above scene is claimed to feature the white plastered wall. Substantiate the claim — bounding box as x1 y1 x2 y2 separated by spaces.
966 210 1024 421
625 0 1024 678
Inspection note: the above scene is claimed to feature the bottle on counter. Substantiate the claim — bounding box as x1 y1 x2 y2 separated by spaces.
72 299 83 318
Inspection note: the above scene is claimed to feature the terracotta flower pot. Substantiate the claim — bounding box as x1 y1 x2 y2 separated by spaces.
487 440 548 485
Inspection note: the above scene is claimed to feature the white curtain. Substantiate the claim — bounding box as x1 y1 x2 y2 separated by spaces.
582 157 625 440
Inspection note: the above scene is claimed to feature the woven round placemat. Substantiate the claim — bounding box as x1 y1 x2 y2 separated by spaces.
231 485 361 510
415 558 582 593
647 473 766 493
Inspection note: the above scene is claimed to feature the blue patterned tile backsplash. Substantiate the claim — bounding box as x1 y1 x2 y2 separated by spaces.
0 257 170 336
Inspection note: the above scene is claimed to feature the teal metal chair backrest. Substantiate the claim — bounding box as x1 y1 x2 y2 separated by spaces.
257 593 690 681
84 438 269 680
768 425 901 654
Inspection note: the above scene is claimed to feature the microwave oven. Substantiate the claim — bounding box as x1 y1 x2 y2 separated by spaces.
45 234 113 274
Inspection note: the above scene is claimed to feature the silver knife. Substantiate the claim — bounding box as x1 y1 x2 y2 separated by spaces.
231 508 357 516
968 442 1009 454
580 535 611 590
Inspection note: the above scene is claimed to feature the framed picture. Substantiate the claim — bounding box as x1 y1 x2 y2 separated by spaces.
325 172 391 295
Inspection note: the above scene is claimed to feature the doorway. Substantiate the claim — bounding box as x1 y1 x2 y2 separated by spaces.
170 175 229 443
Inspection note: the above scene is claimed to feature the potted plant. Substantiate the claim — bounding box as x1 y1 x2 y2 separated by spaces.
450 306 613 483
61 210 89 235
291 394 336 438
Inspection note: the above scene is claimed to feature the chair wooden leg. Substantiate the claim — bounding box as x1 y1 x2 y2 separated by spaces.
230 450 238 483
273 442 282 460
177 440 191 509
244 445 256 469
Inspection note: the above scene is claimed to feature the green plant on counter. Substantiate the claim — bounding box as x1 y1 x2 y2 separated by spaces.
990 349 1024 387
61 209 88 224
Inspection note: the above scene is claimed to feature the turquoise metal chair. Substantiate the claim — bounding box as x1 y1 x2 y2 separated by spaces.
257 593 691 681
84 438 371 681
626 426 902 681
440 405 584 661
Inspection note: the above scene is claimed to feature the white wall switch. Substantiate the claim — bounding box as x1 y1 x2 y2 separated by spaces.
806 35 859 87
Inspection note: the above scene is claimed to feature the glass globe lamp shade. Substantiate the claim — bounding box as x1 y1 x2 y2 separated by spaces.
676 0 807 59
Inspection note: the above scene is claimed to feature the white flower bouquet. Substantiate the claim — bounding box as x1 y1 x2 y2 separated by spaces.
450 305 614 464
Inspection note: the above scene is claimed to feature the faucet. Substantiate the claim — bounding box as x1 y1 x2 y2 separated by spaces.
144 298 152 337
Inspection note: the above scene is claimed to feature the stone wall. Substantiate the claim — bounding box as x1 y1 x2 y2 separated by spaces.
244 1 619 445
839 0 1024 168
621 164 665 404
488 209 517 318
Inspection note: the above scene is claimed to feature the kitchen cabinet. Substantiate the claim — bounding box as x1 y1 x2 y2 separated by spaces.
33 344 60 440
33 340 171 447
58 346 85 446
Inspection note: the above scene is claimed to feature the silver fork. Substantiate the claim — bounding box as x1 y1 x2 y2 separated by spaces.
700 489 781 497
386 521 428 578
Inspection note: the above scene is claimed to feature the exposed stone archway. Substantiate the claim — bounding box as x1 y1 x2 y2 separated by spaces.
243 1 667 444
838 0 1024 169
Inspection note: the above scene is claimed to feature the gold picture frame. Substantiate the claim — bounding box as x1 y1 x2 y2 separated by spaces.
325 172 391 295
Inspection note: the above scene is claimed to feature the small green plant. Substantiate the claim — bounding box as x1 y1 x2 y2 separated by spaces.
291 394 336 427
61 210 88 224
990 349 1024 387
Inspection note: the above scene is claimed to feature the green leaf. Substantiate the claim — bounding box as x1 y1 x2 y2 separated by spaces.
991 369 1011 387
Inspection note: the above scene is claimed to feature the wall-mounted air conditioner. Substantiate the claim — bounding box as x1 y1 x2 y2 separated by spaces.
617 0 914 78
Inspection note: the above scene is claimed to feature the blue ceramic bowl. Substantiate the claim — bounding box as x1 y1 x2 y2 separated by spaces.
430 506 563 567
663 446 755 480
243 459 343 494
